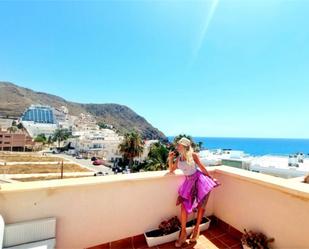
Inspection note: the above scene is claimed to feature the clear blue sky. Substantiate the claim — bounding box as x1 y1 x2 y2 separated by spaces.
0 0 308 138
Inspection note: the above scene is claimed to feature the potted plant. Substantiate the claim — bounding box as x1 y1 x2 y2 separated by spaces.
241 229 274 249
144 216 181 247
186 216 211 233
144 216 211 247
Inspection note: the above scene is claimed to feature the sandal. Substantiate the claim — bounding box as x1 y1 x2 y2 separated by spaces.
189 227 200 243
175 231 187 247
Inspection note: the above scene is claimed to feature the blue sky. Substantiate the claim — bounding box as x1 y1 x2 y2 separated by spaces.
0 0 308 138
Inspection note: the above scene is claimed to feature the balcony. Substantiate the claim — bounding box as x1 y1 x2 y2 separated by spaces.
0 166 308 248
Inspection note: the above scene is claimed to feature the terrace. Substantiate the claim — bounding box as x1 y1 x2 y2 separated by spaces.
0 166 308 248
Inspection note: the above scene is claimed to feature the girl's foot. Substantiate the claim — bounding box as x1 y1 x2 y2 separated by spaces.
175 231 187 248
189 227 200 243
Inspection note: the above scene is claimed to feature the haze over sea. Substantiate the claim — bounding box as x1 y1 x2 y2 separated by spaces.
168 137 309 156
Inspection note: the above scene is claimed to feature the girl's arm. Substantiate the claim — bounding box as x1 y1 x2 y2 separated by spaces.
168 152 178 172
193 153 213 178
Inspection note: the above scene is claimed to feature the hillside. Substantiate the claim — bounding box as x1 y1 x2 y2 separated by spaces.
0 82 166 140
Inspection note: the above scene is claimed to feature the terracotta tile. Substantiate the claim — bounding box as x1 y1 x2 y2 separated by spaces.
201 230 216 239
208 216 218 228
181 241 198 249
229 243 243 249
217 234 240 247
157 240 189 249
86 242 110 249
208 238 230 249
207 227 227 238
157 241 178 249
228 227 243 240
184 242 207 249
132 234 148 249
110 237 133 249
217 219 230 232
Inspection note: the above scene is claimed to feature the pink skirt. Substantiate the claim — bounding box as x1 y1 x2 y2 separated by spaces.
176 170 218 213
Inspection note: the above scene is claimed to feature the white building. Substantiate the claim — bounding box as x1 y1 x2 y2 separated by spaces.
21 121 57 138
250 155 309 178
139 140 159 161
20 105 73 138
69 129 123 161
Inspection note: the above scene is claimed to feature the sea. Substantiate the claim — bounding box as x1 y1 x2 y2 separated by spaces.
168 137 309 156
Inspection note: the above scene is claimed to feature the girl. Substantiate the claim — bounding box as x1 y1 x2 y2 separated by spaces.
168 137 219 247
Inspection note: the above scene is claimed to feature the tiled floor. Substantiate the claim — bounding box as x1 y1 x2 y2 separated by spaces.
87 217 243 249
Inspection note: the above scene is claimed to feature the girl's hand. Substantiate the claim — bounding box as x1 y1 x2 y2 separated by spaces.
168 151 175 160
212 178 221 186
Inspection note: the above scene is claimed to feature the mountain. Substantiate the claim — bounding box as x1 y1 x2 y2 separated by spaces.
0 82 166 140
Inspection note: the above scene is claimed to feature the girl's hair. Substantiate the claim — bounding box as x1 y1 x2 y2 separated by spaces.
180 145 194 165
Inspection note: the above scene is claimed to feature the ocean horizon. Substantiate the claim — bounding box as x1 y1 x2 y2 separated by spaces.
168 137 309 156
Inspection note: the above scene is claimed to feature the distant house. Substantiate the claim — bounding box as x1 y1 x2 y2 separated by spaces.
0 130 34 151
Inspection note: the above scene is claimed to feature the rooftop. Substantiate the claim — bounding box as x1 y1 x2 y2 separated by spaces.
1 166 309 248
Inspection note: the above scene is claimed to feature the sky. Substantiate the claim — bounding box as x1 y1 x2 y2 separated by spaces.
0 0 308 138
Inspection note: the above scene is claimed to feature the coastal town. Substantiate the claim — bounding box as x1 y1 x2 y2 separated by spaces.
1 104 308 185
0 104 160 183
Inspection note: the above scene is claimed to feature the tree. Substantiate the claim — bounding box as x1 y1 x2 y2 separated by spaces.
118 131 144 168
52 129 71 148
47 136 53 146
97 121 108 129
197 141 203 152
7 126 18 133
17 123 24 130
144 142 169 171
34 134 47 143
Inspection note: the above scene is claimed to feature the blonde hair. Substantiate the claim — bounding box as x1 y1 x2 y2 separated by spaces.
180 145 194 166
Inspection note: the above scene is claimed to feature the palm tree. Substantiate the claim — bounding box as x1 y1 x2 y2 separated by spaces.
144 142 169 171
47 136 53 146
118 131 144 168
52 129 71 148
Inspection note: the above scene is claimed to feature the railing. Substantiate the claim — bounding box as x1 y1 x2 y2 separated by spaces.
0 166 308 248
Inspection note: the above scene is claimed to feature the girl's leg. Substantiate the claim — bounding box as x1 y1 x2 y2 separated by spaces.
175 204 187 247
180 204 187 239
190 193 210 241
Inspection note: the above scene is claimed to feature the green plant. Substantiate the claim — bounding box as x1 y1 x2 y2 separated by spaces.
143 142 169 171
34 134 47 143
241 229 274 249
52 128 71 147
118 131 144 168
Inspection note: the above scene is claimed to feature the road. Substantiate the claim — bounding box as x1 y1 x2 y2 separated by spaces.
49 153 114 175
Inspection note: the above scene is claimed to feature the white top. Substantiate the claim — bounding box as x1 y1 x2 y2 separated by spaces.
177 158 198 176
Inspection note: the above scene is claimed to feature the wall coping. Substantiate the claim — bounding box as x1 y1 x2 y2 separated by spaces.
1 166 308 200
216 166 309 200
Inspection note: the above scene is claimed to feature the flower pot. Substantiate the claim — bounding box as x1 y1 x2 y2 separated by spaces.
186 217 211 232
144 217 211 247
144 229 180 247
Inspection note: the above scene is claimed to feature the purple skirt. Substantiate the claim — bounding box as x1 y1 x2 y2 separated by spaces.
177 170 218 213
